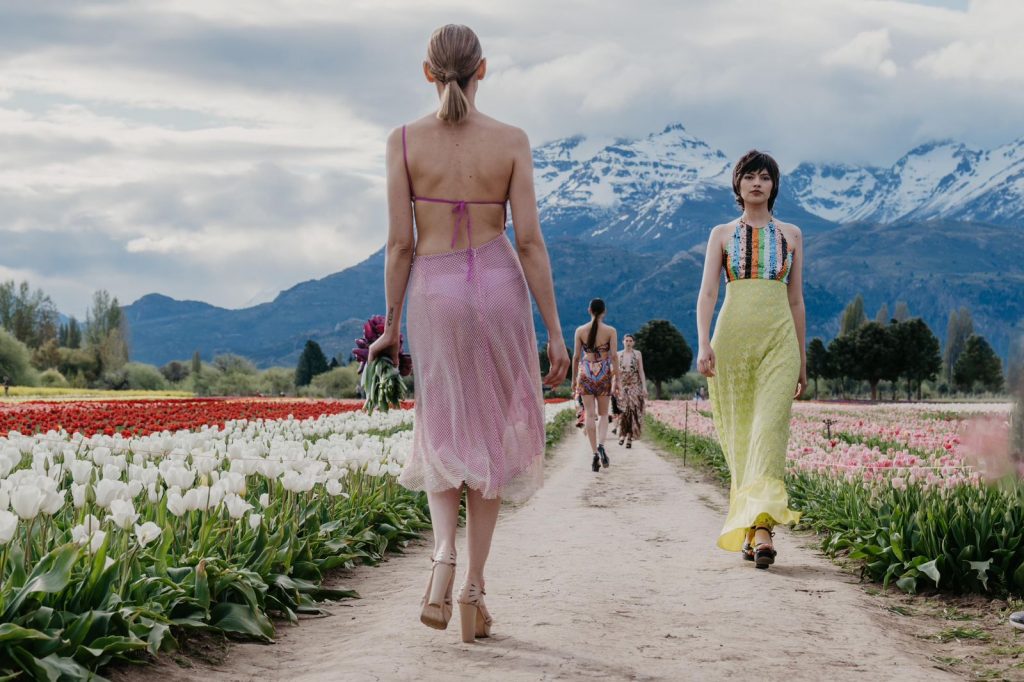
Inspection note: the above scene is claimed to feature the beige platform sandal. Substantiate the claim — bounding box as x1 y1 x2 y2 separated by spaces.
457 582 493 643
420 549 457 629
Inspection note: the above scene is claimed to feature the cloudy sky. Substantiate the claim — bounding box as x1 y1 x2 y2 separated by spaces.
1 0 1019 316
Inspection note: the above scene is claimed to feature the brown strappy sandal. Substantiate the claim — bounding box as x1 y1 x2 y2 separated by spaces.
457 581 493 643
752 526 777 570
420 549 457 629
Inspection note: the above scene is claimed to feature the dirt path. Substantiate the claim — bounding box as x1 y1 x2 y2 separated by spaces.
125 433 953 681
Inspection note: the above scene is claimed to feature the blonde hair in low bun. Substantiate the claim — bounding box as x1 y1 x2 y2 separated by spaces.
427 24 482 124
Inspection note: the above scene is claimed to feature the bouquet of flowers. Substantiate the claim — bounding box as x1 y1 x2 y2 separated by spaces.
352 315 412 414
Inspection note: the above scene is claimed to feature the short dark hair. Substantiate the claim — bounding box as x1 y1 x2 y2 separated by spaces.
732 150 780 213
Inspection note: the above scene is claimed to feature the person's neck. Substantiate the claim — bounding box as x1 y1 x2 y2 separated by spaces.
741 208 773 227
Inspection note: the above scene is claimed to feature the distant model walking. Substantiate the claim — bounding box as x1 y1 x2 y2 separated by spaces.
695 150 807 570
367 24 569 642
616 334 647 448
571 298 619 472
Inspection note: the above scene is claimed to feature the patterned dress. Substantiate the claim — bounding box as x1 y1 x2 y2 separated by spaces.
707 219 801 551
578 340 612 396
616 351 645 440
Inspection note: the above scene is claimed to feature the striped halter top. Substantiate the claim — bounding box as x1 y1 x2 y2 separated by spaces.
723 219 794 284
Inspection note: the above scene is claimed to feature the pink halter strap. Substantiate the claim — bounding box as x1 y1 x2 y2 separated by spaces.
402 125 507 281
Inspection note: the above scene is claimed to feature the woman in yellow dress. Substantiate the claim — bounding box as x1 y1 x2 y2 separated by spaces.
695 150 806 570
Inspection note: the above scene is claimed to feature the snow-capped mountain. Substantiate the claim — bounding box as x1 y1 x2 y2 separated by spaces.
790 138 1024 224
532 123 836 249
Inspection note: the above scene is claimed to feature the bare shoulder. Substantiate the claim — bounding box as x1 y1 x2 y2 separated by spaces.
707 221 736 248
775 220 803 243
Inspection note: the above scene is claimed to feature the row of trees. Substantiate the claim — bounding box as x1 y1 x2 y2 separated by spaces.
810 296 1005 399
0 281 130 388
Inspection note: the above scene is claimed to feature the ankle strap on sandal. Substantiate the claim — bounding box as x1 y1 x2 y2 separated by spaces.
432 549 457 565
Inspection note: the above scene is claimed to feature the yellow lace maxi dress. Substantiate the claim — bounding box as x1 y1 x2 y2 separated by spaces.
707 220 802 552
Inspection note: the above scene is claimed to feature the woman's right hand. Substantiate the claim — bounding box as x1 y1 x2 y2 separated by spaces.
543 337 570 389
697 344 716 378
367 330 400 366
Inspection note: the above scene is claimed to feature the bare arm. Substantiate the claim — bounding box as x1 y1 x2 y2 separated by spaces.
571 330 582 391
508 127 569 387
786 225 807 397
609 328 620 393
696 226 725 377
637 351 647 391
368 128 415 364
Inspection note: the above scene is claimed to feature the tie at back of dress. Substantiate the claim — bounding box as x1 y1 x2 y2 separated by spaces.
403 125 508 281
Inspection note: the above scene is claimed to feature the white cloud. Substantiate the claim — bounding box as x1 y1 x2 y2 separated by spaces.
0 0 1020 317
822 29 898 77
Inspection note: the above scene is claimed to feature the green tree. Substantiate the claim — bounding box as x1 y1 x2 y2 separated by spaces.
85 290 129 372
160 361 190 383
874 303 889 324
827 333 857 397
953 335 1004 393
633 320 691 399
191 350 208 396
66 317 82 349
892 301 910 323
0 280 59 348
212 353 257 375
891 318 942 400
260 367 295 397
839 294 867 336
0 328 36 385
295 339 330 387
944 307 974 384
806 338 830 399
851 322 898 401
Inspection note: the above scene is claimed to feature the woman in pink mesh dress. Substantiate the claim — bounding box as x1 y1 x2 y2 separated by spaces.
367 24 569 643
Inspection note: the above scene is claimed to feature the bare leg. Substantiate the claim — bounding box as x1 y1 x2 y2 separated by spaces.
427 487 462 559
582 394 598 452
596 395 611 445
464 487 501 589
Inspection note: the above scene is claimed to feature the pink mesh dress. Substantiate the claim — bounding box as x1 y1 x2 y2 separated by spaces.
397 126 546 502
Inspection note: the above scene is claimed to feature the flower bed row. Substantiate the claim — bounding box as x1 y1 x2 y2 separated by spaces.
647 400 1024 595
0 400 575 679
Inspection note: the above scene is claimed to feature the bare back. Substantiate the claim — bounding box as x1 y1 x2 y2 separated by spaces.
402 113 520 255
575 322 616 359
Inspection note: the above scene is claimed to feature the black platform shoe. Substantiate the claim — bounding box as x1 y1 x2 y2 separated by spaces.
591 453 601 472
598 444 609 469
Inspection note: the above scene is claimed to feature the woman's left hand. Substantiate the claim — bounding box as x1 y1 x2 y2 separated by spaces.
794 367 808 398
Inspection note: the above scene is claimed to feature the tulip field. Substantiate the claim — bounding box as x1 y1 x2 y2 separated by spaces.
647 400 1024 596
0 397 575 678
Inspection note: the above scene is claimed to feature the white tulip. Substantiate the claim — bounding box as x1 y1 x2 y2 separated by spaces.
162 466 195 490
0 488 8 511
325 479 345 497
258 493 270 508
107 499 139 530
102 463 121 480
134 522 162 547
224 494 252 520
71 484 87 509
70 460 94 485
166 491 188 517
0 446 19 477
41 489 65 516
94 479 128 509
0 509 17 544
248 513 262 531
207 484 225 509
147 483 160 504
127 480 144 499
71 515 105 552
10 485 44 520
